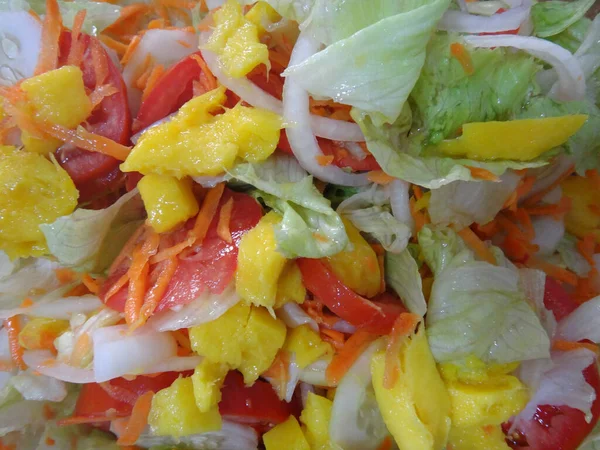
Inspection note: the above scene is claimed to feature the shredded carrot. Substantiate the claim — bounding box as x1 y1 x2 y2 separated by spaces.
176 38 192 48
578 234 596 266
522 165 575 208
136 257 179 326
65 284 90 297
326 330 377 384
55 268 76 284
141 64 165 102
377 436 393 450
69 333 92 368
468 166 499 181
81 274 100 294
20 297 33 308
191 183 225 244
99 35 129 57
148 18 165 29
35 0 62 75
108 224 146 274
413 191 431 212
528 257 578 286
117 391 155 446
191 54 217 90
89 84 119 109
367 170 394 185
262 350 290 399
4 317 26 370
457 226 496 265
450 42 474 75
525 196 572 219
321 328 346 346
217 197 234 244
120 35 141 65
0 361 15 372
171 329 191 350
103 272 129 301
105 4 151 40
316 155 335 166
413 185 423 200
377 253 386 294
409 197 429 233
57 414 119 426
46 123 131 160
43 403 56 420
0 441 16 450
44 437 55 447
553 340 600 355
515 208 535 240
383 313 421 389
99 381 138 405
134 55 155 91
67 10 87 67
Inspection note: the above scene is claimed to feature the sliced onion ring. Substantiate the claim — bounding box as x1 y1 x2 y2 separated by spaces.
438 5 530 33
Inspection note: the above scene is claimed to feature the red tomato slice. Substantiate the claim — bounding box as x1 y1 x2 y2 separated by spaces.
55 31 131 202
297 258 405 335
100 190 262 313
74 372 180 419
219 371 297 427
503 277 600 450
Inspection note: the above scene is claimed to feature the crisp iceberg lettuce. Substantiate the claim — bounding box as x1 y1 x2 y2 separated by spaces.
420 226 551 364
531 0 596 38
385 249 427 316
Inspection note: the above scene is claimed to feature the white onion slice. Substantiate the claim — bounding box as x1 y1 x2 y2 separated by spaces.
150 355 203 373
123 30 197 115
439 5 529 33
199 35 365 142
0 295 103 320
0 11 42 86
389 179 415 233
299 359 335 387
557 296 600 343
93 325 177 382
148 284 240 332
466 1 506 16
192 174 229 188
463 34 585 101
342 141 368 160
23 350 96 384
277 302 318 332
522 155 574 202
532 216 565 256
331 320 357 334
283 33 369 186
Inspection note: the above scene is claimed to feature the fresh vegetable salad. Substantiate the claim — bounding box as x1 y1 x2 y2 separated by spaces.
0 0 600 448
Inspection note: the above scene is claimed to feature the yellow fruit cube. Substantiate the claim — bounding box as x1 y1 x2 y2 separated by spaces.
327 218 381 298
189 302 251 368
204 0 269 78
0 146 78 259
263 416 310 450
448 424 511 450
437 115 588 161
562 176 600 241
239 305 287 384
300 393 340 450
245 2 281 34
138 174 199 233
445 375 529 428
371 327 451 450
121 86 282 178
284 325 332 369
148 377 221 438
21 66 92 155
18 318 69 350
275 261 306 308
236 212 287 309
191 359 229 413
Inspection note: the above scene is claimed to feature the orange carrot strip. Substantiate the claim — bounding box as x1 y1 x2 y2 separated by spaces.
120 35 141 65
105 4 151 39
141 64 165 102
0 360 15 371
316 155 334 166
57 414 119 426
217 197 234 244
413 185 423 200
553 340 599 355
523 165 575 208
89 84 119 109
578 234 596 266
20 298 34 308
99 35 129 57
409 197 428 233
69 333 92 368
383 313 421 389
137 257 179 325
326 330 377 385
457 227 496 265
191 183 225 244
5 317 26 370
191 54 217 90
81 274 100 294
55 268 77 284
117 391 155 446
450 42 474 75
35 0 62 75
67 10 87 67
468 166 499 181
108 224 146 274
528 257 578 286
368 170 394 185
45 123 131 161
377 436 393 450
43 404 56 420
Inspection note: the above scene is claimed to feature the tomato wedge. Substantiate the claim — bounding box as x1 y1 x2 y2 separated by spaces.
100 190 262 313
503 277 600 450
219 371 297 427
297 258 405 335
55 31 131 202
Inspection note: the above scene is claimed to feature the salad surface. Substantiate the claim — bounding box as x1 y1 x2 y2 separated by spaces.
1 0 600 449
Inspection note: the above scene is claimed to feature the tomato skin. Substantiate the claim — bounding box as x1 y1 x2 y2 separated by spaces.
55 31 131 202
219 371 297 427
100 190 262 313
74 372 181 419
504 277 600 450
297 258 405 334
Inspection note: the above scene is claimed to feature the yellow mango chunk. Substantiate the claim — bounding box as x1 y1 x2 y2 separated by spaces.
21 66 93 154
189 303 287 384
371 327 451 450
327 219 380 298
121 86 282 177
439 355 520 385
236 212 286 309
191 360 229 413
18 318 69 351
275 261 306 308
437 115 588 161
263 416 310 450
0 146 78 259
148 377 221 438
204 0 269 78
284 325 332 369
138 174 199 233
562 176 600 241
444 375 528 428
448 424 511 450
300 393 340 450
245 2 281 34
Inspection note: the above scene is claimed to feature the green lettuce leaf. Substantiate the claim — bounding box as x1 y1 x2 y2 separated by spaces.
531 0 596 38
40 190 145 274
548 17 591 52
229 156 348 258
420 225 551 364
282 0 450 124
351 109 548 189
385 249 427 316
411 34 539 144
